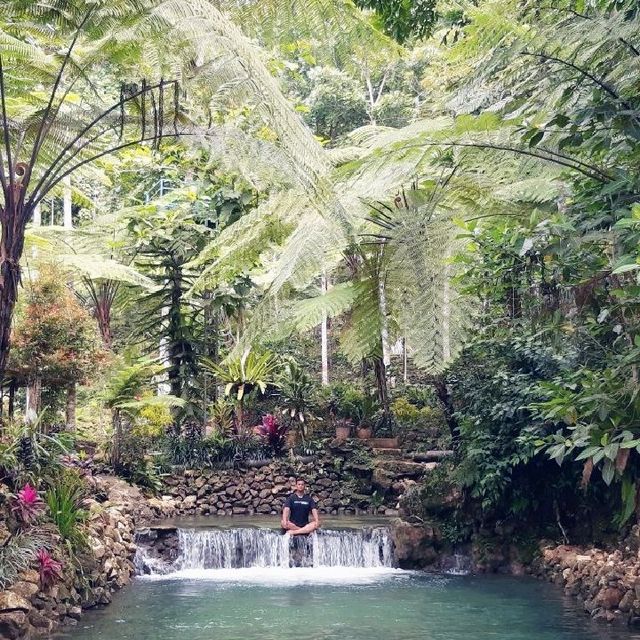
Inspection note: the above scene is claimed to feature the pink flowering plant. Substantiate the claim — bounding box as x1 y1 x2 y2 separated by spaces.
11 483 45 524
36 549 63 588
255 414 288 456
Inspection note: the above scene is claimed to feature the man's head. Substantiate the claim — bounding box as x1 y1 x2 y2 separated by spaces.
295 478 306 494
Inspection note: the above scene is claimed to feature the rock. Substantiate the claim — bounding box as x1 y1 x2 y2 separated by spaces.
20 570 39 585
390 519 437 569
0 611 28 639
619 590 635 613
372 468 394 491
412 450 453 462
595 587 623 610
374 460 427 478
0 591 31 611
29 609 54 631
9 581 39 600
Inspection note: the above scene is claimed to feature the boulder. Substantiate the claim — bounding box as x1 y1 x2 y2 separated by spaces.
595 587 624 610
390 519 438 569
0 611 28 640
8 581 39 600
0 591 31 612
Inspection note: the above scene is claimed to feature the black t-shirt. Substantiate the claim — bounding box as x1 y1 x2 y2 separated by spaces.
284 493 317 527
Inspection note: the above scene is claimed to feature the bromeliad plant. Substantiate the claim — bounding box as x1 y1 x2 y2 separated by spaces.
11 483 45 524
37 548 63 589
203 349 280 433
255 414 288 456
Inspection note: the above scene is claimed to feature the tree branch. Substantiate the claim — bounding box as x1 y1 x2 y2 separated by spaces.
400 140 613 182
0 56 15 209
620 38 640 57
26 81 178 211
25 10 94 192
523 51 633 111
32 131 196 208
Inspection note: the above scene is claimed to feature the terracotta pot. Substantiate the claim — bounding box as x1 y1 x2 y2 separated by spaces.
356 426 373 439
335 425 351 440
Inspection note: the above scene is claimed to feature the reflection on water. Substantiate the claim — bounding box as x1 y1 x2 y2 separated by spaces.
54 573 640 640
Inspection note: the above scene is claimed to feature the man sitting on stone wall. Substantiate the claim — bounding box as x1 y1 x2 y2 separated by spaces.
281 478 320 535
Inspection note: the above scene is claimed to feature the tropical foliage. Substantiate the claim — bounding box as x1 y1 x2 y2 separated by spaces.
1 0 640 592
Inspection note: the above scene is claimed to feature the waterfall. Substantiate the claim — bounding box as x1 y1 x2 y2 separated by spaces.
177 528 291 569
137 527 395 575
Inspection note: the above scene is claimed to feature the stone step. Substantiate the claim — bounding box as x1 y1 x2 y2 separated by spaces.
412 450 454 463
374 460 429 477
366 437 400 449
372 448 402 458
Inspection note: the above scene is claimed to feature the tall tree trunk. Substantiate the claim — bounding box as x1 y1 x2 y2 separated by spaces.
168 267 183 400
402 337 408 384
63 176 73 229
430 376 460 449
111 409 123 468
25 376 42 423
8 380 15 421
377 248 393 389
321 274 329 386
442 246 452 362
373 356 390 426
203 292 219 430
0 223 26 382
65 382 76 432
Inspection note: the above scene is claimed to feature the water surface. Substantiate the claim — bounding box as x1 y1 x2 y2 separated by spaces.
56 572 640 640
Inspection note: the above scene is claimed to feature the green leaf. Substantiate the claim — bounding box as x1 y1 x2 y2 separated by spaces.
602 459 615 486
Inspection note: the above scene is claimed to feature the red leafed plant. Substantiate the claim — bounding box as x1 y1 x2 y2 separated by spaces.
11 483 45 524
255 414 288 455
37 549 63 588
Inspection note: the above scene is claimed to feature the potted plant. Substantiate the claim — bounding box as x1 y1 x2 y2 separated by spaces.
334 418 352 440
355 394 378 439
356 424 373 439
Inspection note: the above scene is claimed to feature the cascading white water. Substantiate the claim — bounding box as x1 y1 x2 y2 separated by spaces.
138 527 395 576
312 528 393 568
177 528 292 569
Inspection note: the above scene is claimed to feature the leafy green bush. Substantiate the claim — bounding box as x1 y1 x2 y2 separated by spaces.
391 397 421 422
315 382 378 426
44 468 88 550
3 420 72 486
277 359 315 429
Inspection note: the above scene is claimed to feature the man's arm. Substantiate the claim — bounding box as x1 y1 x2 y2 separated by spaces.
281 505 291 528
311 508 320 529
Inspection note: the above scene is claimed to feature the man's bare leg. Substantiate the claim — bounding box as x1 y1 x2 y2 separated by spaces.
287 521 319 536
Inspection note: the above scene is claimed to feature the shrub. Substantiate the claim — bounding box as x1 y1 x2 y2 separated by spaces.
134 399 173 439
44 468 88 550
208 398 234 434
255 414 288 456
391 397 421 423
0 531 50 590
